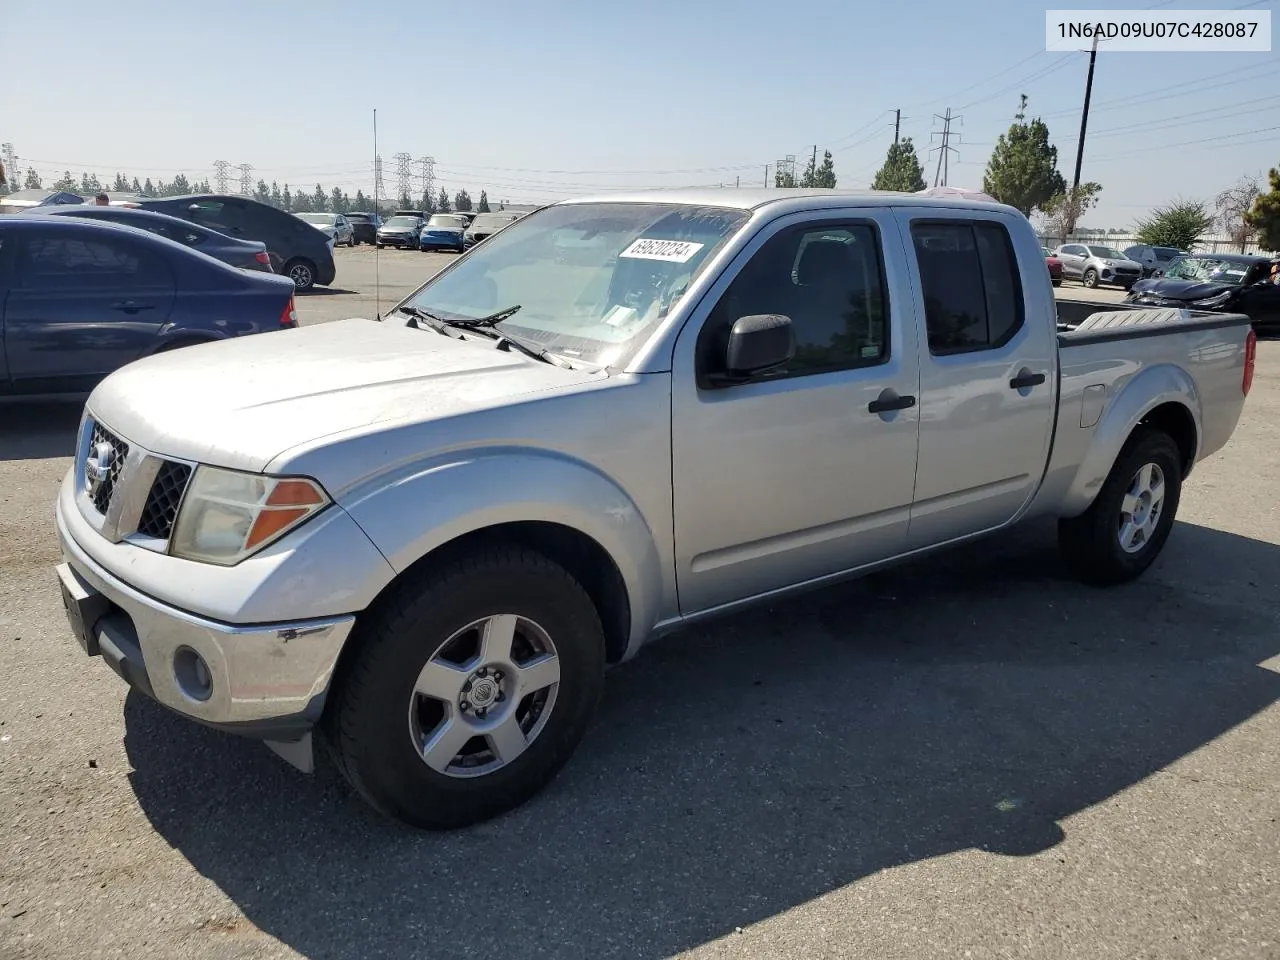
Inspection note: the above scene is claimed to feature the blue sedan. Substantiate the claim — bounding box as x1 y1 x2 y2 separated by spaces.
419 214 468 253
0 215 299 399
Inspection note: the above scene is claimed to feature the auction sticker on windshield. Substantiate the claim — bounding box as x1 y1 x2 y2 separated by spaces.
619 238 705 262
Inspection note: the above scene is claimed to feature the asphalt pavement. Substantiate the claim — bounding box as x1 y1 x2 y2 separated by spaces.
1 256 1276 960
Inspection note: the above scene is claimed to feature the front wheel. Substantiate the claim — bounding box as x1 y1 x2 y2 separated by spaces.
324 545 606 830
283 258 316 291
1082 268 1099 289
1058 427 1183 586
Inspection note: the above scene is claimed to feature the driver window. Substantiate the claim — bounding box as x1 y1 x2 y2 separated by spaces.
698 221 890 381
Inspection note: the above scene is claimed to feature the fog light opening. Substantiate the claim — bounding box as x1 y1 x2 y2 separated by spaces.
174 646 213 702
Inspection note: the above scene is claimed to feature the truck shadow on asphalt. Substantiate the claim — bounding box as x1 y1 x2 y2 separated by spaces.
0 401 83 461
121 519 1280 960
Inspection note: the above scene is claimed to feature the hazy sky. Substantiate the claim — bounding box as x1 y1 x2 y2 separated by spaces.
5 0 1277 227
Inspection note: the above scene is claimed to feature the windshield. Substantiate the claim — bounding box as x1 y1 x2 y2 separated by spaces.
472 214 518 231
385 216 420 228
402 201 750 368
1153 247 1182 260
297 213 335 225
1162 257 1252 284
428 215 467 228
1087 246 1125 259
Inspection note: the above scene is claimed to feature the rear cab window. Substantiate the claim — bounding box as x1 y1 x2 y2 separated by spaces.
910 220 1024 355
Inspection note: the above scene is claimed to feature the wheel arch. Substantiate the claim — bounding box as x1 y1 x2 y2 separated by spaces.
1059 364 1201 518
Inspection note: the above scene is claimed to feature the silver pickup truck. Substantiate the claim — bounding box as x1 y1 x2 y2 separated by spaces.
53 189 1258 830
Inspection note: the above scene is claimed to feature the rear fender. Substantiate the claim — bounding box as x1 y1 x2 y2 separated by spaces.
340 449 664 656
1060 363 1201 518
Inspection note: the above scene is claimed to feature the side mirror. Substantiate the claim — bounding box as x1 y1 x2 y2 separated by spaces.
718 314 794 383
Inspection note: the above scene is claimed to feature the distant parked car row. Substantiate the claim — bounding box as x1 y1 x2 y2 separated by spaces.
372 209 525 253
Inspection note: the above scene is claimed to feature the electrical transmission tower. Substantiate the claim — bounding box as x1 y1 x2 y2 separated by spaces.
393 152 413 202
212 160 232 193
237 163 254 195
418 156 435 205
374 155 386 204
929 108 962 187
1 143 16 186
775 154 797 186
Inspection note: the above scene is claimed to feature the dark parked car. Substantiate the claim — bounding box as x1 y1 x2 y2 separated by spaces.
1125 253 1280 334
25 205 275 273
136 194 336 292
376 214 424 249
1123 244 1187 278
345 211 381 245
0 216 298 397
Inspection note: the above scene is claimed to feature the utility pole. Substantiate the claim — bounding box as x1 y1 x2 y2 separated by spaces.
764 164 769 187
810 144 817 184
212 159 232 194
1 143 16 188
894 109 901 145
735 175 740 188
1072 34 1100 191
373 155 386 207
237 163 253 196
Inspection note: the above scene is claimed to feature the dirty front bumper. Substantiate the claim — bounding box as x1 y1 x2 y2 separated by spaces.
55 502 355 745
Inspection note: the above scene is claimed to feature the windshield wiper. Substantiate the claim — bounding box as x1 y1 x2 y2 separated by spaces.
442 304 523 328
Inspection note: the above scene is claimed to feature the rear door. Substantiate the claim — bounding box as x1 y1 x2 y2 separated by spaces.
671 209 922 613
900 212 1056 549
5 228 176 394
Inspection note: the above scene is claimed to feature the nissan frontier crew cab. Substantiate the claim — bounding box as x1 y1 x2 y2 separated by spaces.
54 189 1258 830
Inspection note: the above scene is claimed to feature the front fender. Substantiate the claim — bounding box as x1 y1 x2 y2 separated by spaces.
1060 363 1201 518
340 449 665 654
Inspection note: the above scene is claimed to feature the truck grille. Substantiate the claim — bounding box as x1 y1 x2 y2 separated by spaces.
136 460 193 540
88 423 130 514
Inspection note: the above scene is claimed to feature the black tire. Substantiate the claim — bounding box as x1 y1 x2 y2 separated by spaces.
1052 278 1062 287
323 544 606 830
456 245 465 254
284 258 316 291
1122 282 1135 291
1058 427 1183 586
376 242 384 249
1083 268 1099 289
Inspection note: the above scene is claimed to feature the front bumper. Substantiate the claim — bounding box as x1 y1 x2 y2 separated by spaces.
420 233 464 250
55 499 355 742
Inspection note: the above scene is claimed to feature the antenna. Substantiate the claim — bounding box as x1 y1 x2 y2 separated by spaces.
373 108 381 321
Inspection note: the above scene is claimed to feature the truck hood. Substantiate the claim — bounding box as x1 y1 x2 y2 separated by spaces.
85 317 601 473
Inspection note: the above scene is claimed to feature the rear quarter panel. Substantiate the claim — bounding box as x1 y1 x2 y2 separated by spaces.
164 256 293 344
1031 314 1251 518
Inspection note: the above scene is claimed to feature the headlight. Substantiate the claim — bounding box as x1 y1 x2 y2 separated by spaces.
1190 292 1232 309
169 466 330 566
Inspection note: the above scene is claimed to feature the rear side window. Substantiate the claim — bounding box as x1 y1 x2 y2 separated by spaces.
19 234 172 291
911 220 1025 355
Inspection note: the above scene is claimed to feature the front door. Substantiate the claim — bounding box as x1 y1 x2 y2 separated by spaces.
1057 244 1087 279
900 213 1056 549
4 230 175 395
671 210 922 614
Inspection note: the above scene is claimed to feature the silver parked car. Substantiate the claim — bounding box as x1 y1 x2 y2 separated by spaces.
55 190 1256 830
295 211 356 247
1053 242 1144 289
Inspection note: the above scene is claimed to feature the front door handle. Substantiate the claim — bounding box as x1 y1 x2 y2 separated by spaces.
1009 371 1046 390
868 392 917 414
110 301 155 314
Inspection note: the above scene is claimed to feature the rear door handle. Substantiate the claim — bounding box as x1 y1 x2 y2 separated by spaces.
110 301 155 314
1009 372 1046 389
868 393 916 414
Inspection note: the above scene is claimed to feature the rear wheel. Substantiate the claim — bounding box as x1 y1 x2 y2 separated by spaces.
1082 268 1099 289
1051 278 1062 287
1058 427 1183 586
324 545 606 830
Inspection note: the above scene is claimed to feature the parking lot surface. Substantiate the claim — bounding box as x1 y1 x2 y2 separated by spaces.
1 263 1276 960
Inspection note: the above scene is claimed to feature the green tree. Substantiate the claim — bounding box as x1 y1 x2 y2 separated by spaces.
52 170 76 191
477 190 490 212
24 168 43 189
419 189 436 214
312 184 327 212
1135 198 1214 250
131 176 141 193
398 191 412 209
437 187 451 212
872 138 926 192
282 184 293 211
774 166 797 188
143 177 155 196
254 179 271 205
112 172 128 191
1245 166 1280 253
454 189 472 211
79 172 103 194
168 173 191 196
270 181 282 208
354 188 368 210
982 95 1066 217
814 150 837 188
294 187 314 213
1043 182 1103 239
193 179 211 193
1215 175 1260 252
331 186 346 213
799 152 817 188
